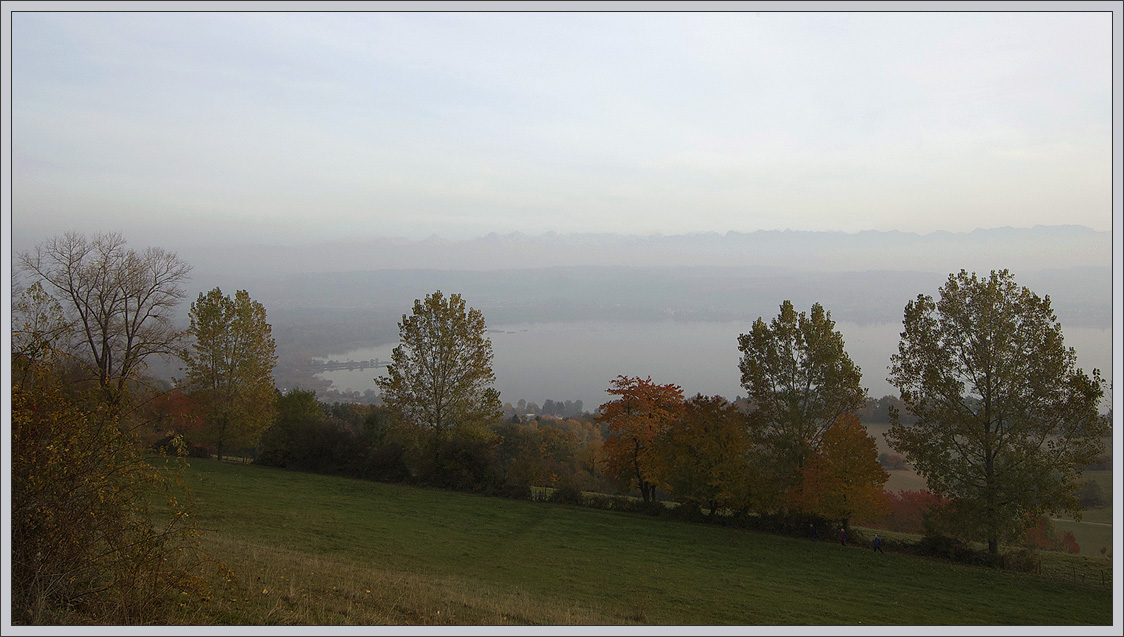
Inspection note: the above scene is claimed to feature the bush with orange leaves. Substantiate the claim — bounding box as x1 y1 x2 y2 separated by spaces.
788 413 891 531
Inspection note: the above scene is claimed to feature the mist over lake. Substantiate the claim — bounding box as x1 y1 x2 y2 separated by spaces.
314 320 1113 411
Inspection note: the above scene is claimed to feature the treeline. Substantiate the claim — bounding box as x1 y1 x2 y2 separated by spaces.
150 387 615 497
503 398 588 420
856 395 917 424
166 382 1095 560
152 368 893 535
290 396 606 495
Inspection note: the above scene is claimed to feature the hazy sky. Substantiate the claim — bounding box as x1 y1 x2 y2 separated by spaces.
7 6 1119 248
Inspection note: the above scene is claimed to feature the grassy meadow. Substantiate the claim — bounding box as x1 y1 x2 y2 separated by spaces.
152 458 1114 626
1052 469 1114 562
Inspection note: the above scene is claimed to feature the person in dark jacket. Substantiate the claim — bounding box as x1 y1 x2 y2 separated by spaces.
873 534 884 553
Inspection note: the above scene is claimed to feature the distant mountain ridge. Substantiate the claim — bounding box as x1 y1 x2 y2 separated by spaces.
137 225 1112 396
183 225 1111 281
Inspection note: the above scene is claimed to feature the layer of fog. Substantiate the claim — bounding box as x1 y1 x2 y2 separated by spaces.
316 320 1113 413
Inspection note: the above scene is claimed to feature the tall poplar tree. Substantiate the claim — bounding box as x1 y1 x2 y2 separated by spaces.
737 301 867 491
376 291 502 451
182 288 277 460
886 269 1107 555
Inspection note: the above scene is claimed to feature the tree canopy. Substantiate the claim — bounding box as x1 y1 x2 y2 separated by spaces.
181 287 278 460
598 375 685 503
657 394 756 516
886 269 1108 554
18 231 192 408
737 300 867 489
789 413 890 530
376 290 502 439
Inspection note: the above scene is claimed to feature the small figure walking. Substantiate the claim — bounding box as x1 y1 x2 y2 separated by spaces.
809 523 818 542
840 527 847 546
873 535 884 553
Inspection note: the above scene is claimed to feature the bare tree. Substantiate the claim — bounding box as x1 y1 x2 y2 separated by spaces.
19 231 192 408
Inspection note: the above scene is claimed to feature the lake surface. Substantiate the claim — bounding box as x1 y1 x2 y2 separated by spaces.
314 320 1113 412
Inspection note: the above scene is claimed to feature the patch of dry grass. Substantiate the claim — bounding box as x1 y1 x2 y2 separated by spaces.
165 532 629 626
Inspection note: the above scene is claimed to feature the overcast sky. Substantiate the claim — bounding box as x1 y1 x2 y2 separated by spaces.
7 7 1119 248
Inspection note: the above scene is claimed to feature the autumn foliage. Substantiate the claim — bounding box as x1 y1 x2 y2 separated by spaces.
182 288 278 460
658 394 756 516
598 376 685 503
143 387 209 454
1024 516 1081 554
788 413 890 528
11 348 205 624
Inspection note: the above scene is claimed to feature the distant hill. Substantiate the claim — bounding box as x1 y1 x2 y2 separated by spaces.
125 225 1112 400
169 224 1111 331
180 225 1112 282
248 263 1111 327
117 225 1112 388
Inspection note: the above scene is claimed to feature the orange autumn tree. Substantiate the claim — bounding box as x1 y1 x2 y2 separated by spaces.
789 412 890 531
598 375 685 503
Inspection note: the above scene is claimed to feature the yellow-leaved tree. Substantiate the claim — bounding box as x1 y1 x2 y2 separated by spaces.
181 287 278 460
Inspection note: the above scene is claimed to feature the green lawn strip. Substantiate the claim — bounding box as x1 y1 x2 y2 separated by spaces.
173 459 1113 625
1073 507 1112 525
1076 469 1113 526
1050 520 1114 562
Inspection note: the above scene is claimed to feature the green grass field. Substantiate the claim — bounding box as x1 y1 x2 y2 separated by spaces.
154 458 1114 626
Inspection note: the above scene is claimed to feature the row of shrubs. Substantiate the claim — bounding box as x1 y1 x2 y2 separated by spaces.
534 486 1086 576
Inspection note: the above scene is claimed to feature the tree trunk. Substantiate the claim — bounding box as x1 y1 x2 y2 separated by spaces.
633 439 650 502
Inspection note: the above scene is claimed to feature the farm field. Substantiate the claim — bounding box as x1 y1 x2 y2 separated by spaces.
154 458 1113 626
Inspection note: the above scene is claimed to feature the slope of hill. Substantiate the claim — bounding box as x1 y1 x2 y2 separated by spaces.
153 458 1113 626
